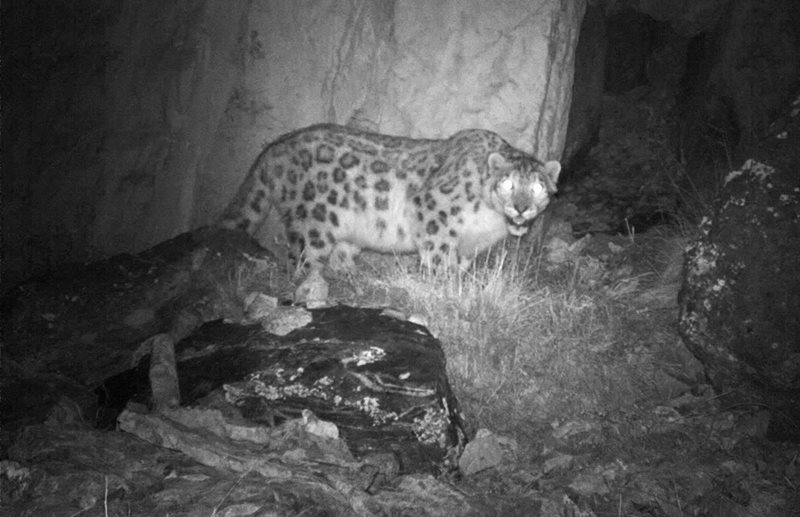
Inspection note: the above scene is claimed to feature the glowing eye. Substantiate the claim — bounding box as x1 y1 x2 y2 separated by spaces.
500 178 514 192
532 182 543 195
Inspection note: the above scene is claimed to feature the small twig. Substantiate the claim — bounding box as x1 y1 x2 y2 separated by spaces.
211 470 250 516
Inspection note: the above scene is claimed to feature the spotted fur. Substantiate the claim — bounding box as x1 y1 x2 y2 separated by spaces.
220 124 560 272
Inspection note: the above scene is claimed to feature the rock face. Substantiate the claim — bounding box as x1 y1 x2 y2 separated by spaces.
679 95 800 400
3 0 584 287
562 0 800 192
96 1 248 255
675 0 800 186
561 3 606 174
201 0 583 226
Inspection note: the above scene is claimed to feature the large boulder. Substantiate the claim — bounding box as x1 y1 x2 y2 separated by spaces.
679 159 800 394
679 94 800 419
111 306 465 474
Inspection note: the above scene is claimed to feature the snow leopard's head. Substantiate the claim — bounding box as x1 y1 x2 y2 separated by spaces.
488 151 561 236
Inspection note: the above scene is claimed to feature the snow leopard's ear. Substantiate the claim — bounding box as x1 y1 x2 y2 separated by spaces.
540 160 561 192
543 160 561 182
487 152 512 173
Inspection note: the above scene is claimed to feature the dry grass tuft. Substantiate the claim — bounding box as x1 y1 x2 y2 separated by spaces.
339 245 649 438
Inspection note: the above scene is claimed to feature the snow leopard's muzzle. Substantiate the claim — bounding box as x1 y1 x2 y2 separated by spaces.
504 207 539 236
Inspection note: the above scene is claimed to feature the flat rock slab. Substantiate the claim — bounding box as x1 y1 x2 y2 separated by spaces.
3 423 480 517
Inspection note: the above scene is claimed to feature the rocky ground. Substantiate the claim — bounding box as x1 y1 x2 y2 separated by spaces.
3 87 799 516
4 215 797 516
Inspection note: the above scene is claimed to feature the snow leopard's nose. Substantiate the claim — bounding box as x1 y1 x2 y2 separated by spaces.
505 205 529 224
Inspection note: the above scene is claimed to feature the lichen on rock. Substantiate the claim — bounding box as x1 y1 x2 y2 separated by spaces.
679 159 800 396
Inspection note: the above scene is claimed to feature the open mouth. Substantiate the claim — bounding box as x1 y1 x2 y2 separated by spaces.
506 218 530 236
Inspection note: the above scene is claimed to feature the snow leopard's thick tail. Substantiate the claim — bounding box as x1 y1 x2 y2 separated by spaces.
218 157 273 234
